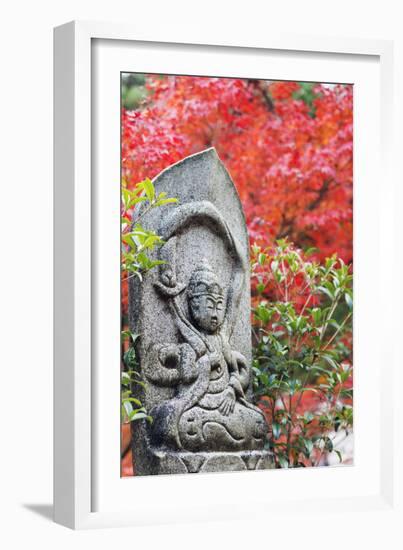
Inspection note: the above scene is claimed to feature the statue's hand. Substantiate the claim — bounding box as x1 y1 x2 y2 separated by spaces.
208 351 221 366
159 344 181 369
231 351 250 390
229 374 245 398
160 268 176 288
219 387 236 416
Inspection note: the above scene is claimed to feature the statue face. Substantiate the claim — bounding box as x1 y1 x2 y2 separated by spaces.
189 294 225 333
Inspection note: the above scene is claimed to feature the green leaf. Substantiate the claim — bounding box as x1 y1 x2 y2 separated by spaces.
311 308 322 325
136 252 151 270
322 354 338 370
148 259 165 271
255 304 272 324
304 438 314 456
256 283 265 294
272 422 281 439
154 197 179 207
277 455 289 469
311 364 331 375
345 292 353 310
123 400 133 417
121 371 131 386
328 319 340 330
129 411 147 421
143 234 164 249
122 233 136 249
251 244 261 256
121 330 139 345
317 285 334 300
258 253 267 266
123 347 137 369
303 411 314 424
129 411 153 423
304 247 317 257
137 178 155 202
129 196 148 209
122 397 143 407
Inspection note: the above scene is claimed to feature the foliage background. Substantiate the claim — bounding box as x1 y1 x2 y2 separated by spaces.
121 74 353 475
122 75 353 262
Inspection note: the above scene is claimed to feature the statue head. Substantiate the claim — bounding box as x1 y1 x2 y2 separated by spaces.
187 261 225 334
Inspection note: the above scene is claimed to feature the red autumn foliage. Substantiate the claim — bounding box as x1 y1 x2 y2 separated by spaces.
122 77 353 262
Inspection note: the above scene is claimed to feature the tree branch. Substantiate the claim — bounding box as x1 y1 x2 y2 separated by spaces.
248 79 275 112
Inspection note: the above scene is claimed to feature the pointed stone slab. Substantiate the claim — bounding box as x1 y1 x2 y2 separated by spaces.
129 149 266 476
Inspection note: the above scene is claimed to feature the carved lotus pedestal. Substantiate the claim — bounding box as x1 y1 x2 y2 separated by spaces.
129 149 274 476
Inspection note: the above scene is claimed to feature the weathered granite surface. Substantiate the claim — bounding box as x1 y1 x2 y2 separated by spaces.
129 148 273 475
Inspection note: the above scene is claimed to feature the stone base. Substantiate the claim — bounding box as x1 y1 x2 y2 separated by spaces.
136 447 274 475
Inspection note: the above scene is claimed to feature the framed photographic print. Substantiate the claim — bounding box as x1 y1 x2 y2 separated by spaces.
54 21 397 529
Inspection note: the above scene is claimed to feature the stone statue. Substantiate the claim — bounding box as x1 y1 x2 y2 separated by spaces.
129 148 273 474
148 259 268 453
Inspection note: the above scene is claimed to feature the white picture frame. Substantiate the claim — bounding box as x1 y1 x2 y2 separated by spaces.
54 20 398 530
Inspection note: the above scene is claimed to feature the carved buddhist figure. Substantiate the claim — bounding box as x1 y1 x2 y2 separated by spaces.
130 148 273 474
144 261 268 453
